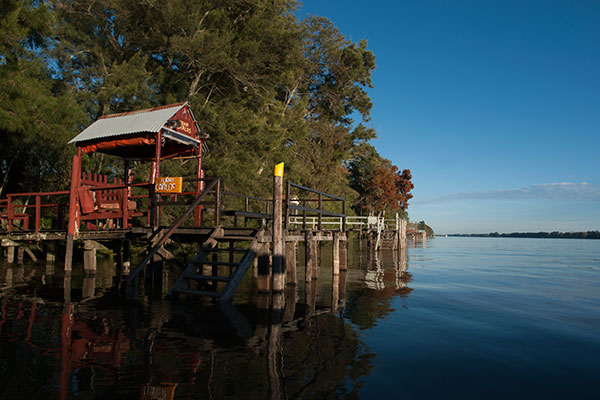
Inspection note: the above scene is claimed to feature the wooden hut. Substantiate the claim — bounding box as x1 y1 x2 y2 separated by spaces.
64 102 208 269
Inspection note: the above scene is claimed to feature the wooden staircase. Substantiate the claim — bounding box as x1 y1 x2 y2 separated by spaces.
168 227 265 302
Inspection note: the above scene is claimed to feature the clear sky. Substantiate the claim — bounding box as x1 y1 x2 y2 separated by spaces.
297 0 600 234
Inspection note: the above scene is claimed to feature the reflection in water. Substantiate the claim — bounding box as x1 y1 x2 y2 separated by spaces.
0 237 411 399
344 245 413 330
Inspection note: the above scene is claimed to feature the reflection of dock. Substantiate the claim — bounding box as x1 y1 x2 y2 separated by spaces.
0 212 419 399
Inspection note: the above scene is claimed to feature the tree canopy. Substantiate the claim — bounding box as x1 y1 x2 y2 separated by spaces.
1 0 415 218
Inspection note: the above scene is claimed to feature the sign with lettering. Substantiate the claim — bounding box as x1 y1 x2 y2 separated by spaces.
155 177 183 194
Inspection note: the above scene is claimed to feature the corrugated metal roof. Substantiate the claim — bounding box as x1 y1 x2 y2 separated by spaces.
69 103 187 144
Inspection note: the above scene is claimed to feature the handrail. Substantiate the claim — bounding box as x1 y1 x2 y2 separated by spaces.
285 182 346 231
287 182 345 201
3 191 70 233
125 178 220 285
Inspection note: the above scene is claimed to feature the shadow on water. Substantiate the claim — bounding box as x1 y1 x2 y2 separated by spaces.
0 238 413 399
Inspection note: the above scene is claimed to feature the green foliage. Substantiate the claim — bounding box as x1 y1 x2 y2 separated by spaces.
416 220 435 237
1 0 419 220
0 0 84 195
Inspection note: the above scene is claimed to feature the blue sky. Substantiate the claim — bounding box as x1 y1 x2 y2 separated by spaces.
297 0 600 234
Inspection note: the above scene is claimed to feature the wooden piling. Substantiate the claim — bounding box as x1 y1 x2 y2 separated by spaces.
332 232 340 276
257 243 271 293
283 285 297 322
331 273 340 313
272 163 285 292
305 280 317 316
83 240 97 273
285 242 297 286
16 246 24 264
64 236 74 272
305 232 318 282
340 235 348 272
6 246 15 264
45 242 56 265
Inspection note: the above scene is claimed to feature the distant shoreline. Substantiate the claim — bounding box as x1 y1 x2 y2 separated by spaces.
441 231 600 239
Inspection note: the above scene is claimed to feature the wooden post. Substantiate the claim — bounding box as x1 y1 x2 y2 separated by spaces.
332 232 340 276
82 274 95 300
194 146 204 227
7 246 15 264
285 241 297 286
35 195 41 233
257 243 271 292
339 270 347 311
123 240 131 275
305 231 317 282
152 130 162 228
272 163 285 292
65 149 82 272
283 285 296 322
16 246 24 264
305 280 317 316
45 242 56 265
331 273 339 313
340 235 348 272
83 240 97 273
268 292 283 400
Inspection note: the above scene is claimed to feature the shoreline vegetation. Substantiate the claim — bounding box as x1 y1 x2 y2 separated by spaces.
443 231 600 239
0 0 415 221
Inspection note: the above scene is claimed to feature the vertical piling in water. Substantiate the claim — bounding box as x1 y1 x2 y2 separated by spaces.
272 163 285 292
285 242 297 286
6 245 15 264
257 243 272 293
45 242 56 265
16 246 24 264
340 235 348 272
305 232 318 282
332 232 340 276
83 240 97 273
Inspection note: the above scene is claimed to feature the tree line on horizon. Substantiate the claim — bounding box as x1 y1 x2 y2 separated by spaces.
448 231 600 239
0 0 414 218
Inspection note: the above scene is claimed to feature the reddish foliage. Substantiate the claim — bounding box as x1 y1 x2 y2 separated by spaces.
362 166 414 214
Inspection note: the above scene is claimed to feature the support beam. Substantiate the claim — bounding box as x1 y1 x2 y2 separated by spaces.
65 148 82 271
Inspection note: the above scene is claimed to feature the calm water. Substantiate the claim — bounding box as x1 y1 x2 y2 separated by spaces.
0 237 599 399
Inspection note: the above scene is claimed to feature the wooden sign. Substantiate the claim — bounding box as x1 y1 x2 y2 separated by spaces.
155 177 183 193
141 383 177 400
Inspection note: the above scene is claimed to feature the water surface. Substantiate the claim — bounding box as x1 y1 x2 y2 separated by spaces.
0 237 599 399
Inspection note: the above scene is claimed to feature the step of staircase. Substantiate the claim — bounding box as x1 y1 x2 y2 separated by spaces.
211 248 247 253
214 235 255 241
202 261 238 267
183 274 230 282
168 227 265 302
171 288 219 298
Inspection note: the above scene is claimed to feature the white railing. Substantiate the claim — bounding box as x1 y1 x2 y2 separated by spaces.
287 215 405 231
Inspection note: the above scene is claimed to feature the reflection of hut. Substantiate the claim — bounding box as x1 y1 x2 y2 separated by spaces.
64 103 208 268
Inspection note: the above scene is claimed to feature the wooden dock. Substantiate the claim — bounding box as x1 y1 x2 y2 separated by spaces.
0 103 421 303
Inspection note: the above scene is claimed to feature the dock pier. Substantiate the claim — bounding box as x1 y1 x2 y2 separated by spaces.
0 102 419 303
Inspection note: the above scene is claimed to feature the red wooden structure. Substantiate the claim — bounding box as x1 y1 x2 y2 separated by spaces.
60 102 209 269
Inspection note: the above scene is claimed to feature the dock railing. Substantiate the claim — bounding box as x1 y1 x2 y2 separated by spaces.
287 215 405 233
285 182 346 231
1 191 70 233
